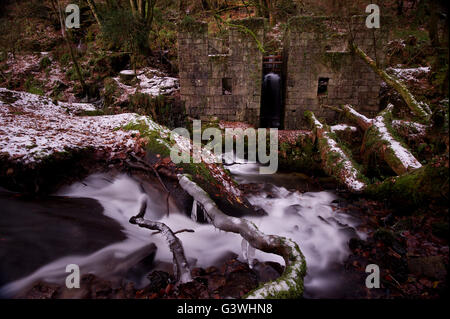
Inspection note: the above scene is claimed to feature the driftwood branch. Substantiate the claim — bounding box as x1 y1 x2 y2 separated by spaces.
178 174 306 299
129 198 192 284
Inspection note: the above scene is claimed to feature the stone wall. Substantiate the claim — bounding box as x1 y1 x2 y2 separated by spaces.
283 16 389 129
178 18 265 127
178 15 389 129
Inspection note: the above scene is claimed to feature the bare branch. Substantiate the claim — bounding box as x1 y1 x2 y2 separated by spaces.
129 198 192 284
178 174 306 298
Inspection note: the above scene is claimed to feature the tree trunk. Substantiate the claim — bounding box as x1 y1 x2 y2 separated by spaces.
428 0 440 47
352 44 431 122
86 0 102 26
52 0 88 95
341 104 422 175
305 111 367 193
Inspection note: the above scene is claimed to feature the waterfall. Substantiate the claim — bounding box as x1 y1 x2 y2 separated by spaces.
260 72 282 128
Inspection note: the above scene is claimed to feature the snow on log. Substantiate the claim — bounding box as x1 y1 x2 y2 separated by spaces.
305 111 367 193
330 124 358 133
391 119 427 140
342 104 422 175
341 104 373 131
178 174 307 299
129 197 192 284
352 44 431 122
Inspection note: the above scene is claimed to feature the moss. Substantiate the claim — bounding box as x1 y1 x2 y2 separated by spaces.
59 53 70 66
288 16 329 33
179 16 207 34
24 77 44 96
367 163 449 207
39 56 51 70
321 51 347 71
244 241 306 299
230 17 265 33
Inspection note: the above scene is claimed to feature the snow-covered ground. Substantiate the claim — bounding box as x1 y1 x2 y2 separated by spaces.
0 88 244 202
0 88 144 164
113 68 179 104
387 66 431 83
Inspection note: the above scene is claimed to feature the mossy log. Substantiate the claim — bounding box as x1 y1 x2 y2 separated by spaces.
367 163 449 207
305 111 367 193
122 116 261 218
352 44 431 122
342 104 422 175
178 174 307 299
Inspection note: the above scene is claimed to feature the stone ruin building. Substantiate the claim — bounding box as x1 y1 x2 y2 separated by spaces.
178 15 388 129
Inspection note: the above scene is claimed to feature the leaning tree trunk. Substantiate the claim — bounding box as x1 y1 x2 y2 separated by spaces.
341 104 422 175
352 44 431 122
86 0 102 27
178 175 307 299
305 111 367 193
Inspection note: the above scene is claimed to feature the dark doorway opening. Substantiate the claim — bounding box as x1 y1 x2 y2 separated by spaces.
222 78 232 95
260 55 284 128
317 77 329 96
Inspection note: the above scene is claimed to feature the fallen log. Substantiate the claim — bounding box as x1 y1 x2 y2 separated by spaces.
391 119 427 141
129 197 192 284
305 111 367 193
352 44 431 122
178 174 307 299
342 104 422 175
367 163 449 207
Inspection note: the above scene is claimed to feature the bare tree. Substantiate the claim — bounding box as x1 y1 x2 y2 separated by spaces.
50 0 88 95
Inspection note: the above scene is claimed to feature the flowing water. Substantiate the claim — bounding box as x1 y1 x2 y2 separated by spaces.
0 157 365 298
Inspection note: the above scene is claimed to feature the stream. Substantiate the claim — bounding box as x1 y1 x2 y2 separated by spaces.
0 156 366 298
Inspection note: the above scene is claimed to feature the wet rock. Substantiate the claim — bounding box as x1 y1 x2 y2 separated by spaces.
219 270 258 299
218 259 259 298
252 261 282 283
119 70 137 85
284 204 303 217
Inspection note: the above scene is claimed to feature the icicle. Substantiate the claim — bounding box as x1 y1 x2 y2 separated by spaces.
247 243 255 269
241 238 255 268
191 199 198 222
241 238 248 262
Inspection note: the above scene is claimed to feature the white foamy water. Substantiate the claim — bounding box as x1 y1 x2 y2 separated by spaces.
1 159 363 298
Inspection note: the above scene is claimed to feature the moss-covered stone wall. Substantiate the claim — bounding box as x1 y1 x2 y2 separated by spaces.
178 18 264 126
283 15 389 129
